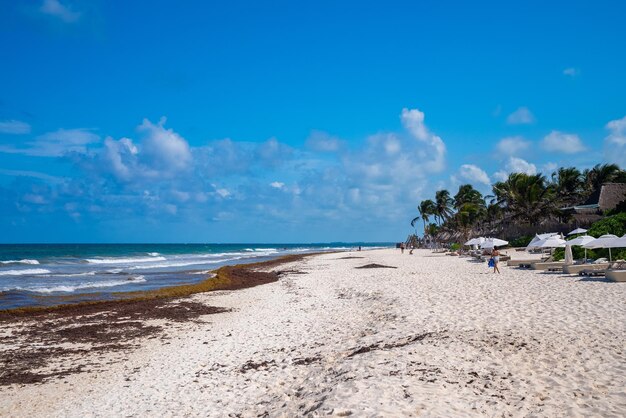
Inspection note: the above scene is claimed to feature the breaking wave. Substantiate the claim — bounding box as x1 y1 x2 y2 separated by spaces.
0 268 51 276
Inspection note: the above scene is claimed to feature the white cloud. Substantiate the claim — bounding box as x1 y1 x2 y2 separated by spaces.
39 0 81 23
605 115 626 146
3 108 451 239
563 67 580 77
215 188 231 198
102 137 138 181
492 170 508 182
541 162 558 174
604 115 626 165
506 107 535 125
458 164 490 185
494 157 538 181
255 137 293 167
400 108 446 172
138 117 192 173
541 130 585 154
0 120 31 134
0 128 100 156
306 131 342 152
495 136 531 156
81 118 191 181
0 169 63 183
506 157 537 175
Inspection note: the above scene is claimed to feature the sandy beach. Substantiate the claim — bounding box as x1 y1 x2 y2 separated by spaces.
1 248 625 417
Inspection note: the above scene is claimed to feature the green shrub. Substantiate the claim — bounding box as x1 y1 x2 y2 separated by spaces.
450 243 460 251
509 235 533 247
587 212 626 237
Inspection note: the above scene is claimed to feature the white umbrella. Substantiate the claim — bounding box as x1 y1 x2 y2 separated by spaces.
481 238 509 249
526 233 558 250
583 234 619 261
567 235 596 246
567 227 588 236
464 237 485 246
567 235 596 261
564 244 574 265
537 236 566 248
607 234 626 248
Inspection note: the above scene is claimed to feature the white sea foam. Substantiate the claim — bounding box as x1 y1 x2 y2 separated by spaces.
147 252 160 256
12 275 147 294
198 252 248 258
44 271 97 278
0 268 51 276
190 270 213 275
0 259 40 265
86 256 166 264
128 259 231 270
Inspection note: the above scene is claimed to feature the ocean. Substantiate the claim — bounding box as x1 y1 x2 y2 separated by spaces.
0 243 390 310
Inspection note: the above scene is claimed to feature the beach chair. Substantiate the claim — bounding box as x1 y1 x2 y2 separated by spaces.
531 261 564 271
563 263 610 275
579 260 626 277
606 270 626 282
507 259 541 268
508 254 552 268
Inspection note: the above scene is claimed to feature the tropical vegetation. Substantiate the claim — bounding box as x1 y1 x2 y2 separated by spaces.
412 163 626 244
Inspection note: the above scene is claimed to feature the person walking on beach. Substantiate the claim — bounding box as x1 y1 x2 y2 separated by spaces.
491 246 501 274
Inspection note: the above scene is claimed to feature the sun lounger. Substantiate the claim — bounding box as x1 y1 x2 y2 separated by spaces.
606 270 626 282
531 261 564 271
578 261 626 277
507 259 546 268
563 263 610 274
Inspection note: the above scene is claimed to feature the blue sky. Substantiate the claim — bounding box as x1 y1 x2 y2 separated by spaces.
1 0 625 243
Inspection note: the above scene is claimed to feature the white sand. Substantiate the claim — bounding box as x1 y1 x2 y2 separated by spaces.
1 249 625 417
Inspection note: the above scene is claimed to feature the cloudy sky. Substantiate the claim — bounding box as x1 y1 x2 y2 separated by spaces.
1 0 625 243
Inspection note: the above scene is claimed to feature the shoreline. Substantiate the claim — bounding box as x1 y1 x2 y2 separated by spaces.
0 252 321 317
0 252 319 386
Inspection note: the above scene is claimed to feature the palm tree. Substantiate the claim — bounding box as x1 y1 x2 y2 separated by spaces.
412 199 436 236
551 167 584 207
491 173 555 225
434 190 454 224
456 202 485 243
583 163 622 196
426 222 439 237
454 184 484 210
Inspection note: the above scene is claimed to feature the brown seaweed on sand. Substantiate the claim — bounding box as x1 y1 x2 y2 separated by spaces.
355 264 397 269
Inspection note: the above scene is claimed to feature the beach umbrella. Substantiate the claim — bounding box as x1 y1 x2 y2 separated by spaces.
607 234 626 248
464 237 485 246
564 244 574 265
480 238 509 249
526 233 558 250
568 227 588 236
583 234 619 261
537 235 566 248
567 235 596 261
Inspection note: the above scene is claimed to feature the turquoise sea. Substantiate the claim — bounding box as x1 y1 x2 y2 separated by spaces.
0 243 390 310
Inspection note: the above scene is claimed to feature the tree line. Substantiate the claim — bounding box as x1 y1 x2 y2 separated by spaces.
412 163 626 242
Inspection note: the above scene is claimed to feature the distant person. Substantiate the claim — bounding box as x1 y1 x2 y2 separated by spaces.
400 243 405 254
358 246 362 251
491 246 501 274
